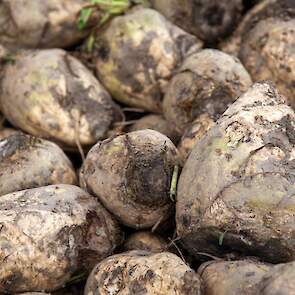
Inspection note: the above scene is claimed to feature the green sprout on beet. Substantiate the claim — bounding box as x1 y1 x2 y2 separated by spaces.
77 0 147 31
170 165 179 202
218 230 228 246
1 54 16 64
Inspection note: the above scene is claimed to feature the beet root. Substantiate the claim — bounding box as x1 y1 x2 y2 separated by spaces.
0 133 77 196
176 81 295 263
85 251 203 295
80 129 178 229
163 49 252 134
0 185 122 293
92 8 202 112
0 49 121 149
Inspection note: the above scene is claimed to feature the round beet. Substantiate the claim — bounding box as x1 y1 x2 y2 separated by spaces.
221 0 295 108
239 19 295 108
129 114 180 144
80 129 178 229
163 49 252 134
0 128 18 140
256 261 295 295
151 0 243 43
124 231 168 253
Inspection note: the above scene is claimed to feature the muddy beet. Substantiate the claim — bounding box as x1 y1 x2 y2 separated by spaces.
0 185 122 293
177 81 295 263
85 251 202 295
80 129 178 229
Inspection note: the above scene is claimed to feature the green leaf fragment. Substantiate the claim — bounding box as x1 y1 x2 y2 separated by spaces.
77 7 93 31
219 231 227 246
78 0 135 30
66 272 87 286
132 0 149 5
99 12 111 25
170 165 179 202
86 33 95 52
1 54 16 64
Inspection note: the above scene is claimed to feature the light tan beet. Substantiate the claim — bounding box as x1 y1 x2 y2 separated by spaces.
176 81 295 263
0 49 121 149
92 8 202 113
221 0 295 108
0 0 90 49
0 128 18 140
85 251 203 295
0 133 77 196
0 184 123 293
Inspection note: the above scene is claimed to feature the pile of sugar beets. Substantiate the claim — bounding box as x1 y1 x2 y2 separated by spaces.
0 0 295 294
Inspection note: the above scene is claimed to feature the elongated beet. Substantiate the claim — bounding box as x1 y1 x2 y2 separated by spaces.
0 49 121 149
0 0 89 49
